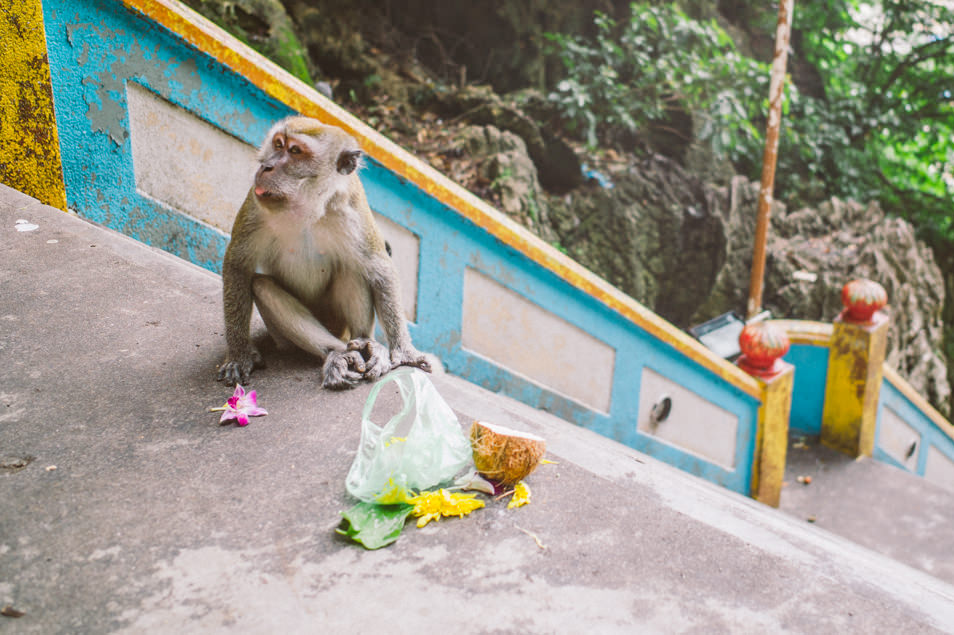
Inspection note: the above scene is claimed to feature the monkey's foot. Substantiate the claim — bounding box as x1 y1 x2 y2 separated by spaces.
217 348 264 386
389 347 433 373
321 348 367 390
347 338 391 381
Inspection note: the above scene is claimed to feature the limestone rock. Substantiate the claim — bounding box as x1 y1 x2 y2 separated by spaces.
698 184 951 417
547 154 728 326
434 86 582 192
457 125 555 240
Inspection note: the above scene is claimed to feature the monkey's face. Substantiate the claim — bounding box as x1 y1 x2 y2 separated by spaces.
253 131 319 206
253 118 363 211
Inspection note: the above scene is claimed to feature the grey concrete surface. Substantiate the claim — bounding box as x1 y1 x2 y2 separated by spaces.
781 435 954 587
2 183 954 633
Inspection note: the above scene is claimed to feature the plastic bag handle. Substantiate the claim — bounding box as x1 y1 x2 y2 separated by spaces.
361 367 416 432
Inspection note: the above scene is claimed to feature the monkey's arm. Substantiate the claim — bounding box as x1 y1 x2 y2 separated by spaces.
217 255 263 385
369 258 432 373
251 276 350 357
252 276 369 389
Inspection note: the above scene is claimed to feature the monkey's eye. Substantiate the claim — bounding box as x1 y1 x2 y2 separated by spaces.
289 145 302 155
273 137 284 150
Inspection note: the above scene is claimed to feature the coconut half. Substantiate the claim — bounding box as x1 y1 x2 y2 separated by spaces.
469 421 546 486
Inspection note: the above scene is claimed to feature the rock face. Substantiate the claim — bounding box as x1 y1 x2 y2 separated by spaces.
433 86 583 192
548 155 728 327
461 123 730 327
457 125 553 238
696 179 951 417
355 0 620 92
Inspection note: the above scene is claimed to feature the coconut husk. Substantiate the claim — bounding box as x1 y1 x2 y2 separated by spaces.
469 421 546 486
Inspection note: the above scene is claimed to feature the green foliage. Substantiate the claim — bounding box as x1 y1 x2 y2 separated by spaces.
545 4 766 161
784 0 954 237
548 0 954 248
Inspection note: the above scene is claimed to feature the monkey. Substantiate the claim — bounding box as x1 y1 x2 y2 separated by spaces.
217 116 432 390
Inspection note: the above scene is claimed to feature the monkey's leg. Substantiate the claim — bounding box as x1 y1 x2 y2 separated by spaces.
329 272 392 382
251 276 366 389
264 324 294 351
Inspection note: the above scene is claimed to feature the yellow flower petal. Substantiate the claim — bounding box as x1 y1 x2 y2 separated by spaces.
507 481 531 509
416 513 439 528
409 489 485 525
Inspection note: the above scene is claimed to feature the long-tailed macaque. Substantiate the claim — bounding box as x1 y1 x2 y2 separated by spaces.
217 116 432 389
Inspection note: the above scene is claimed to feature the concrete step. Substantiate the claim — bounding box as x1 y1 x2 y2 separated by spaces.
2 183 954 633
781 435 954 586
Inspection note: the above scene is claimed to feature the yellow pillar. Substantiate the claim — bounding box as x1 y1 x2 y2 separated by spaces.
821 313 889 457
737 321 794 507
821 279 890 457
0 0 67 209
748 363 794 507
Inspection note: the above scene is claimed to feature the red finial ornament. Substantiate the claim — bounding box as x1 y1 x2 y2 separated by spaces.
841 279 887 324
737 321 790 378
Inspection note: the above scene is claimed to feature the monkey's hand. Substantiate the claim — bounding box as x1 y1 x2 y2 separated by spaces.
389 346 433 373
321 348 368 390
217 348 264 386
347 339 391 382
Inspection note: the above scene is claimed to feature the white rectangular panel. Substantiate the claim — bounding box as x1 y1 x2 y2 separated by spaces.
637 367 738 468
879 406 920 472
461 268 615 413
372 213 418 322
127 82 256 232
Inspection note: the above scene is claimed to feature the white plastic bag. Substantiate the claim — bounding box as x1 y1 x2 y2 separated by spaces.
345 368 472 503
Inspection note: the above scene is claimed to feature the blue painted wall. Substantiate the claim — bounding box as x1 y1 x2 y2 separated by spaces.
876 378 954 477
42 0 761 495
44 0 292 271
786 344 828 436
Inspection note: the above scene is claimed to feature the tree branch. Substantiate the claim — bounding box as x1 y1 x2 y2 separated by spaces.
877 35 953 95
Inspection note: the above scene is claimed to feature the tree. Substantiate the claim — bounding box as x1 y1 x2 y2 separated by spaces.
789 0 954 242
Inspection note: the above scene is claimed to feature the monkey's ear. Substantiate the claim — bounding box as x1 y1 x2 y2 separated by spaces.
336 149 362 175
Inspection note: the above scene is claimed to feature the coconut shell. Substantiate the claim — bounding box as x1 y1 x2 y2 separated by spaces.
469 421 546 486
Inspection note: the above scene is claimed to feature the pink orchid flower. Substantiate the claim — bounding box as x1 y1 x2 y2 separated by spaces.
216 385 267 426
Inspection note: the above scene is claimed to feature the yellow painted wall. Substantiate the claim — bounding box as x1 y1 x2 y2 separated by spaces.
0 0 66 209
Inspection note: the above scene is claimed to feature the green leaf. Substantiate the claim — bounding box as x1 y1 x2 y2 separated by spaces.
337 502 414 550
